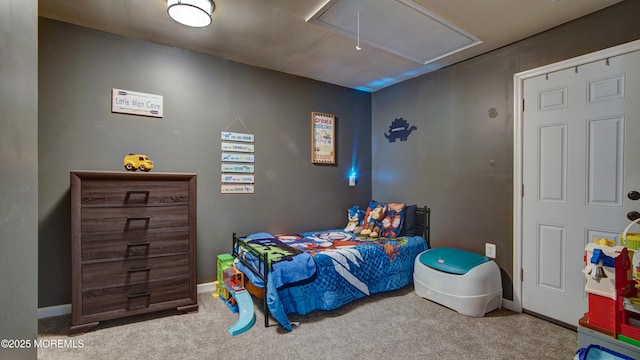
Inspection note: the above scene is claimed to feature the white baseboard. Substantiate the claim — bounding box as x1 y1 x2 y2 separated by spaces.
501 298 518 312
38 282 218 319
38 303 72 319
197 281 217 294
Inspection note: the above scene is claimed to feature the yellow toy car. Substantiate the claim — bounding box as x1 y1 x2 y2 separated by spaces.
123 153 153 172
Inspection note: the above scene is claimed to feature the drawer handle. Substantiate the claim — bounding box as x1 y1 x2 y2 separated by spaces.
125 216 150 230
127 266 151 273
127 242 151 247
127 292 151 299
124 190 150 203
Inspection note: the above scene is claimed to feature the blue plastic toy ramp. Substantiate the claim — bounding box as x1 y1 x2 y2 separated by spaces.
226 289 256 336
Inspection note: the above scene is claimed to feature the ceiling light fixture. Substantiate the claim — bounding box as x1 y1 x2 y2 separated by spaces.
167 0 215 28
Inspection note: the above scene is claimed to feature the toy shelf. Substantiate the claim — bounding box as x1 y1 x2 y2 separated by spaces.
623 298 640 315
619 295 640 344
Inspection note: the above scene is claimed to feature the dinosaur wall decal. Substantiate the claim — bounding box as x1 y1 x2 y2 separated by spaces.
384 118 417 142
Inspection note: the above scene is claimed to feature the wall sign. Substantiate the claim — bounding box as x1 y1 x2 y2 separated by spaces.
221 142 254 153
221 153 254 163
221 164 254 173
222 132 254 142
111 88 163 118
221 174 255 183
221 185 255 194
311 112 336 164
221 116 255 194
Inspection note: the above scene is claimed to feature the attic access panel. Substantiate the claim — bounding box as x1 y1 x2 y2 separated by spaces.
306 0 482 65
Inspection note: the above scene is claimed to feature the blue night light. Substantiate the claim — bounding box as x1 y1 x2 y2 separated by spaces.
348 168 357 186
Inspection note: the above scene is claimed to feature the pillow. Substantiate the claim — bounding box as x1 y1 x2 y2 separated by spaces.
400 204 417 236
380 202 405 238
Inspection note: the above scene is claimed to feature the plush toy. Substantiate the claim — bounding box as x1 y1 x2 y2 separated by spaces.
344 206 365 233
360 203 386 238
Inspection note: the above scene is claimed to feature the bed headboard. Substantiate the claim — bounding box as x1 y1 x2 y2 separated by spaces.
416 205 431 248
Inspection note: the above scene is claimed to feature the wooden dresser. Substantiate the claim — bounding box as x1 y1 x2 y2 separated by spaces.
70 171 198 335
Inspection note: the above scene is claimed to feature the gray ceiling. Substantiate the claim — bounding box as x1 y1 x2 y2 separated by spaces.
39 0 622 92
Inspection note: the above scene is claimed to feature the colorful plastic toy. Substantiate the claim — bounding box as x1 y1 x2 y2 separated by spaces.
581 242 640 346
595 237 617 246
216 254 235 300
123 153 153 171
222 264 255 336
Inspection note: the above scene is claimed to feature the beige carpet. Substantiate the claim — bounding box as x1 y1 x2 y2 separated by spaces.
38 287 578 360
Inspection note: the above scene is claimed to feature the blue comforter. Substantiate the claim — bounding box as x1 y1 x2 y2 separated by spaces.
235 230 428 330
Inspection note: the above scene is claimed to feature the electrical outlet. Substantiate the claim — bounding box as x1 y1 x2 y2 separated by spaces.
485 243 496 259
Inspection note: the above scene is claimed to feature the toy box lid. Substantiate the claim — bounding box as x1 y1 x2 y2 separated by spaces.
418 248 490 275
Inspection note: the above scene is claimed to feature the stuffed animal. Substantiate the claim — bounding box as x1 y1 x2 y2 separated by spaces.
360 203 386 238
344 206 365 233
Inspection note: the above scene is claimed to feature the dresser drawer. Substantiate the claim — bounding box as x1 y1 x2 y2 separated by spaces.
82 277 191 315
81 228 189 261
81 180 189 206
81 205 188 232
82 254 189 289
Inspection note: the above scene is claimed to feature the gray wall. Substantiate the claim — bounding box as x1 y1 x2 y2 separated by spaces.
0 0 38 359
38 19 372 307
372 0 640 300
37 1 640 309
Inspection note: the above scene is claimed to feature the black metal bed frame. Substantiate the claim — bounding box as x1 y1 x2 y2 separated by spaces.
231 233 271 327
231 205 431 328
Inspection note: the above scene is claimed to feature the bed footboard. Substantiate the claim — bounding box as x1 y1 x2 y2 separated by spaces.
231 233 272 327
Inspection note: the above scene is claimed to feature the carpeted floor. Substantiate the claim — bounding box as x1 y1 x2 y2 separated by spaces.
37 287 578 360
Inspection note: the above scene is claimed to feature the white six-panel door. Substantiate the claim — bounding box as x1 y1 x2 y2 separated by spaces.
521 49 640 326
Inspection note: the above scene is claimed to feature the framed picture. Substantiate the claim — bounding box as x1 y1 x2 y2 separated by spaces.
311 112 335 164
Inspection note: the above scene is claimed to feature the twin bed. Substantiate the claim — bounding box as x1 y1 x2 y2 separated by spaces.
231 204 430 330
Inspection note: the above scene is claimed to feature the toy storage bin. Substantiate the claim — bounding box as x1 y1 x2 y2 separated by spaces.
574 344 635 360
414 248 502 317
621 218 640 284
621 218 640 250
